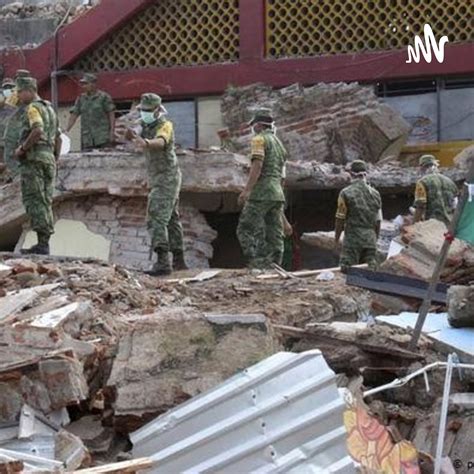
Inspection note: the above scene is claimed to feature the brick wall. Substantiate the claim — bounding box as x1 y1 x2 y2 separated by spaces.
221 82 411 165
55 196 217 271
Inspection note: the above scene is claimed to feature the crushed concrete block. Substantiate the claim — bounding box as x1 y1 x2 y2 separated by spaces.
0 384 22 423
28 301 93 338
108 308 278 432
55 430 91 471
66 415 114 454
38 357 89 410
4 259 38 275
203 313 267 325
447 285 474 328
0 284 60 323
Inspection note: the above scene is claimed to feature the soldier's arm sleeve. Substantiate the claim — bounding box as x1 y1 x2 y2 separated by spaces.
414 181 427 208
335 193 347 220
155 121 173 145
103 93 116 112
70 96 82 116
27 104 44 130
250 135 265 161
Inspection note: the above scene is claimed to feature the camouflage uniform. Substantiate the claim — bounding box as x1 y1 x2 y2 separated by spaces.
336 172 382 272
141 109 184 256
237 120 287 269
414 156 458 225
18 81 59 248
70 86 115 150
0 103 15 168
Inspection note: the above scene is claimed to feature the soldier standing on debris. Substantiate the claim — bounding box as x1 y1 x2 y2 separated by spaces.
15 76 61 255
66 73 115 150
413 154 458 225
3 70 33 179
237 108 287 269
335 160 382 273
0 78 16 173
126 93 186 276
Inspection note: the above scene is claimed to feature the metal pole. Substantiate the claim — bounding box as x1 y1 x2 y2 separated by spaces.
434 354 454 474
409 161 474 350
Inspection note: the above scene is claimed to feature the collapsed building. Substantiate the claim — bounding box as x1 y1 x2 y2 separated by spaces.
0 0 473 472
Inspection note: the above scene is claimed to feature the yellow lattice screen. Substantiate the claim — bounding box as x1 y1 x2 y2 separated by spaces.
266 0 473 58
76 0 239 71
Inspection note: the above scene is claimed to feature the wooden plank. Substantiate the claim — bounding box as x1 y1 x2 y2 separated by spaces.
73 457 153 473
346 268 448 303
257 264 368 280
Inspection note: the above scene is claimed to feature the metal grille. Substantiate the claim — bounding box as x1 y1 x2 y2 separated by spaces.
266 0 473 58
76 0 240 71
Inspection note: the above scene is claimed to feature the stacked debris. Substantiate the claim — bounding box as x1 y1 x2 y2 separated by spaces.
382 219 474 284
221 82 411 164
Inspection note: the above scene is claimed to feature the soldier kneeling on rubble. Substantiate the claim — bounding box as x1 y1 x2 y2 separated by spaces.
335 160 382 273
126 93 187 276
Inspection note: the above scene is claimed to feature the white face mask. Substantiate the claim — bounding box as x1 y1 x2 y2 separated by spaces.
140 111 156 124
2 88 13 99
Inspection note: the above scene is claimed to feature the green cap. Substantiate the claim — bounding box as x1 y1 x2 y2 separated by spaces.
1 77 15 88
80 73 97 84
249 107 274 125
137 93 162 111
16 76 37 92
419 154 438 167
15 69 31 79
349 160 368 173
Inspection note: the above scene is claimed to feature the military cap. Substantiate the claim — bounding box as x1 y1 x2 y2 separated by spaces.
137 93 163 111
249 107 274 125
16 76 37 92
419 154 438 167
14 69 31 79
349 160 368 173
79 73 98 84
1 77 15 88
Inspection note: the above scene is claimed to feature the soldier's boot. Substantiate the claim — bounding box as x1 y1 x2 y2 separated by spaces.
21 233 50 255
172 250 188 271
146 248 172 276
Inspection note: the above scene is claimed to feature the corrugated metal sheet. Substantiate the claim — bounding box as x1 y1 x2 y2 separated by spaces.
131 350 355 473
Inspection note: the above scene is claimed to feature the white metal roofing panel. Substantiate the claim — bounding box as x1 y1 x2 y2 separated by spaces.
131 350 354 473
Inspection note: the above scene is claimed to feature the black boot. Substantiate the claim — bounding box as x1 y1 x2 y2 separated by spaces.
173 250 188 271
146 248 172 276
21 233 50 255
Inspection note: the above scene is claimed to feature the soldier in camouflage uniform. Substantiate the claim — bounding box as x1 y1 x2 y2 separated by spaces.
0 78 16 173
3 70 32 178
414 154 458 225
237 108 287 269
66 73 115 150
14 77 61 255
127 93 185 276
335 160 382 273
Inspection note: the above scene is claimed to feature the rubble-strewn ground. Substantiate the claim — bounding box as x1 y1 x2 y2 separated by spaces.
1 249 473 469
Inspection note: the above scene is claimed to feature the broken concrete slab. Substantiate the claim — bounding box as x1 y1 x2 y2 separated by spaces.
66 415 114 455
0 283 60 323
108 307 278 432
449 393 474 410
203 313 267 325
28 301 93 337
55 430 91 471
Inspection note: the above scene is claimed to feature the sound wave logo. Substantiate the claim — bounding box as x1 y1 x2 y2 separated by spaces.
406 24 449 64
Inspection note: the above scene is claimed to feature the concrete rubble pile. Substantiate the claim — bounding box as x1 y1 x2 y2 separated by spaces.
221 82 412 165
382 219 474 285
0 254 472 470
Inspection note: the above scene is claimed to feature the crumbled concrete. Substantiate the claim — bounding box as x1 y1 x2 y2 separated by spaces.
448 285 474 328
